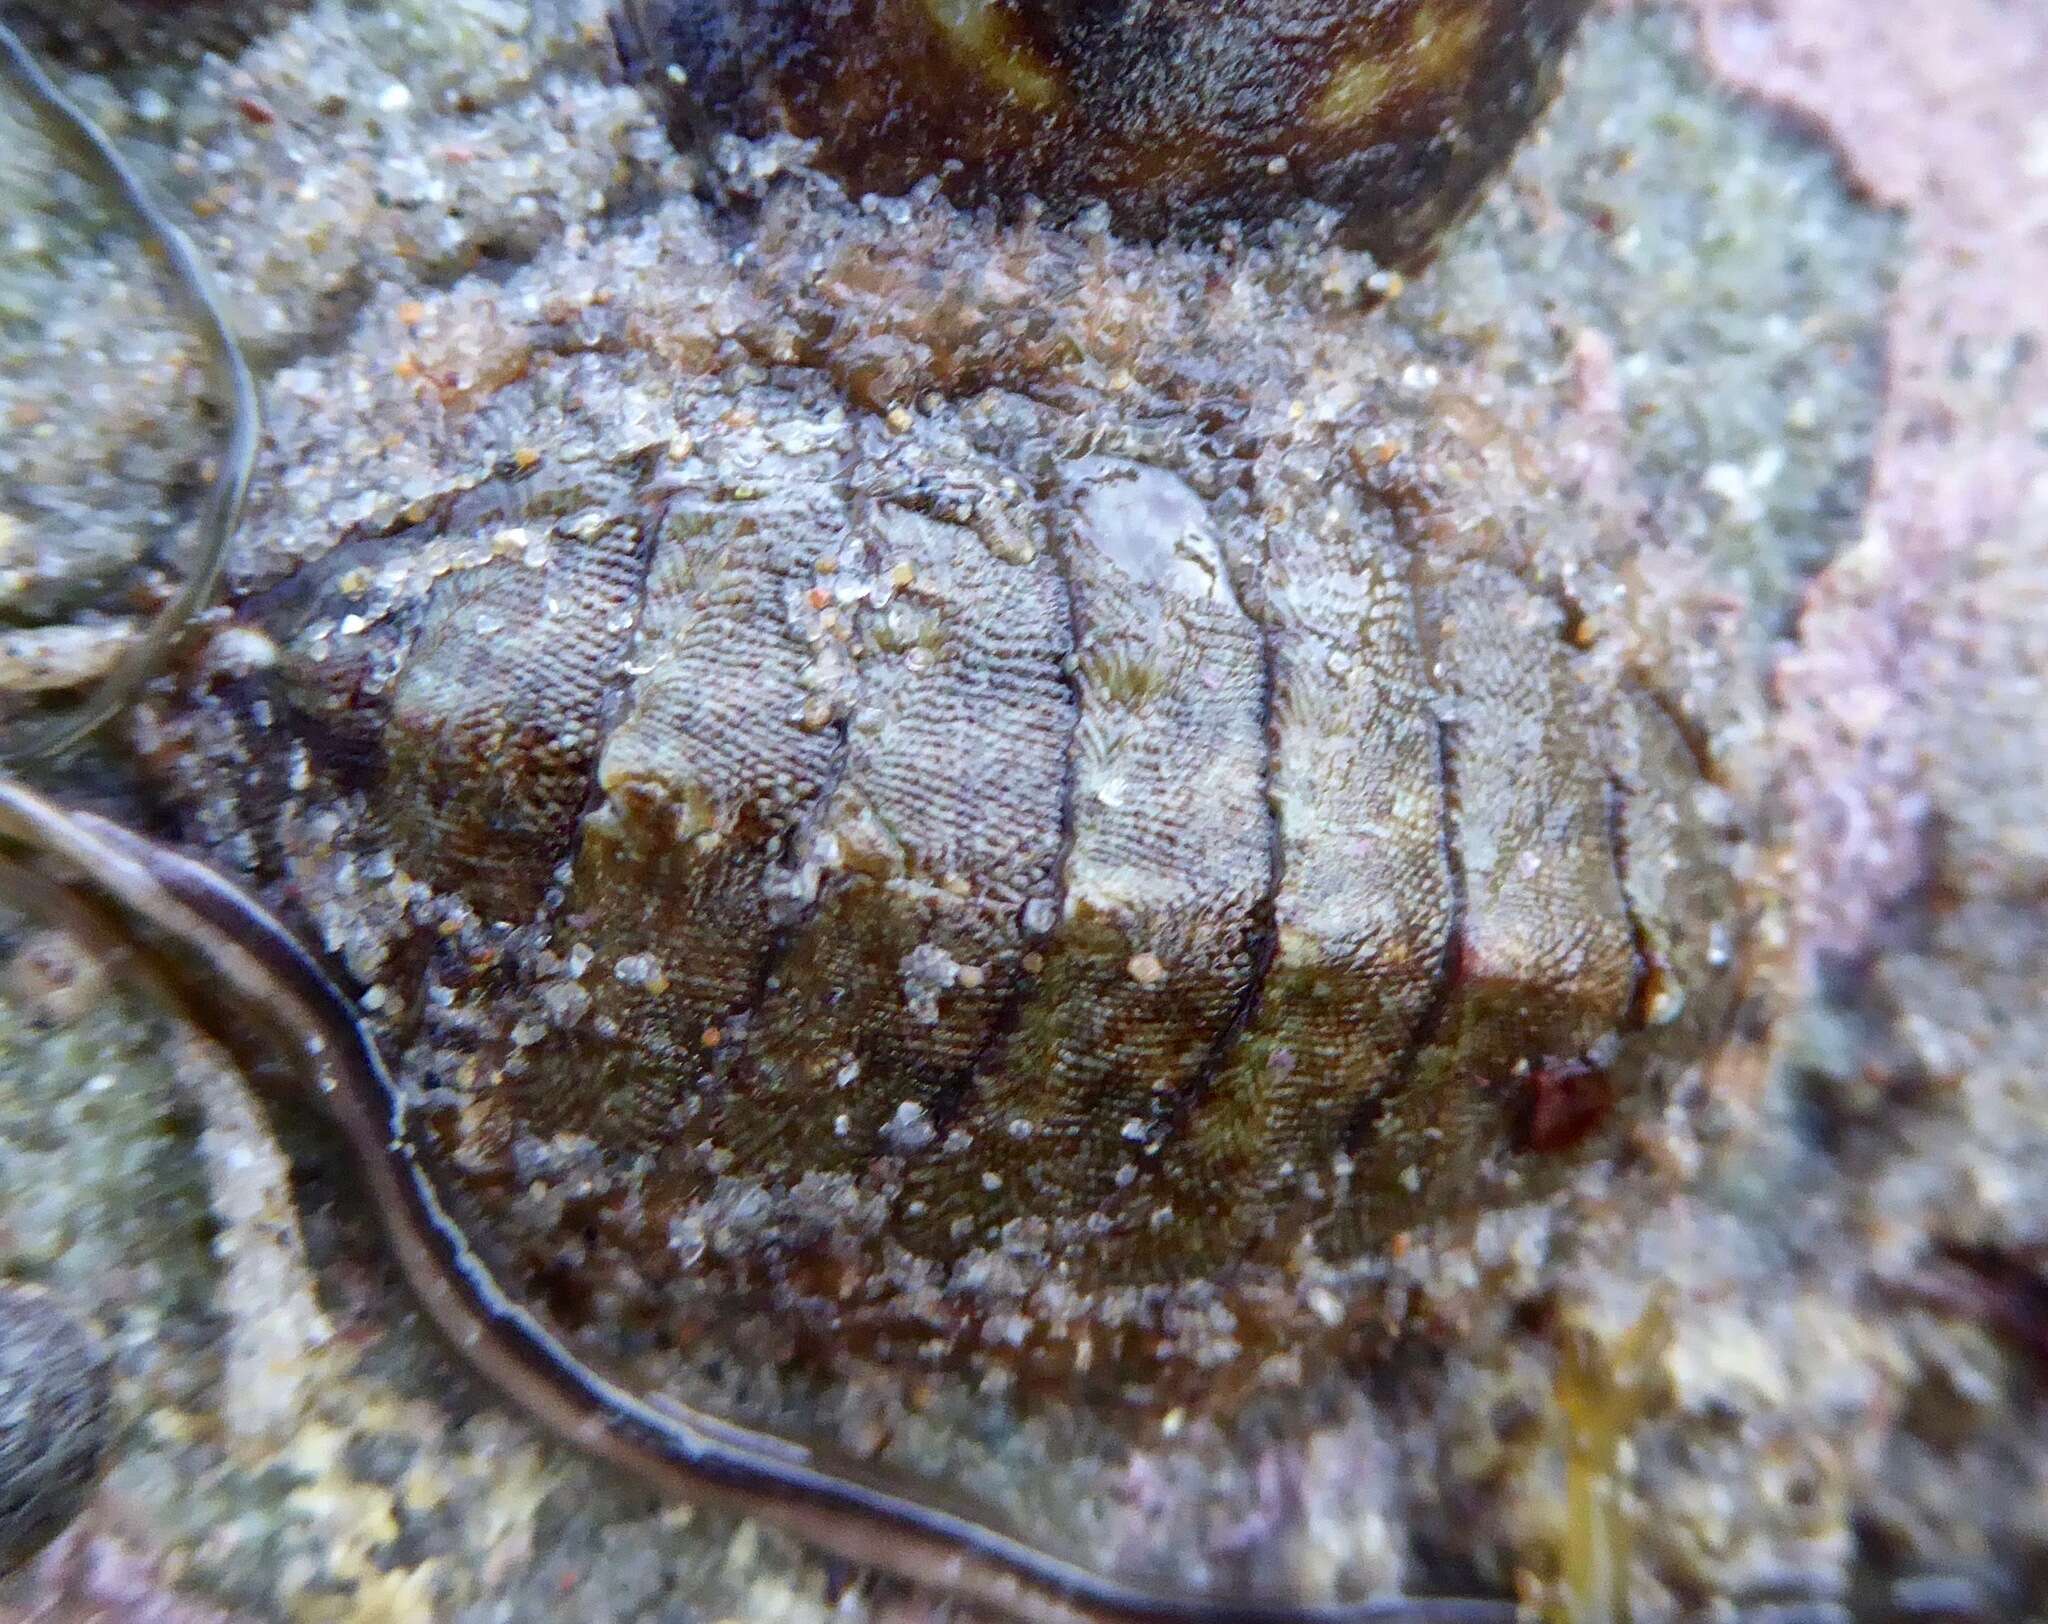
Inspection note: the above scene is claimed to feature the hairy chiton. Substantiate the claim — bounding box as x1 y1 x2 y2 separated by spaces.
117 195 1744 1385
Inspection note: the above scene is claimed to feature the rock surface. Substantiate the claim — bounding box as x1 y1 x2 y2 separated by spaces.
0 0 2037 1619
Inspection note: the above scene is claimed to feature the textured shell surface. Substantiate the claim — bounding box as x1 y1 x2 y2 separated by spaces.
132 147 1746 1386
625 0 1594 271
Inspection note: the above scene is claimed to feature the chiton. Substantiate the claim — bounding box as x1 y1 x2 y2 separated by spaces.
97 151 1748 1383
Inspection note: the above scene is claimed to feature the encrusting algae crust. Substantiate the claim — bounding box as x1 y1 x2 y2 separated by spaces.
28 1 2048 1621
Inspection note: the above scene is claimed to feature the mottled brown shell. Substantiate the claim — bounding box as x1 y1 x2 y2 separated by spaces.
276 449 1721 1270
627 0 1593 270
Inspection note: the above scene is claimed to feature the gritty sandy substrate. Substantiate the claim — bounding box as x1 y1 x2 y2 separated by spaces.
0 0 2043 1619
